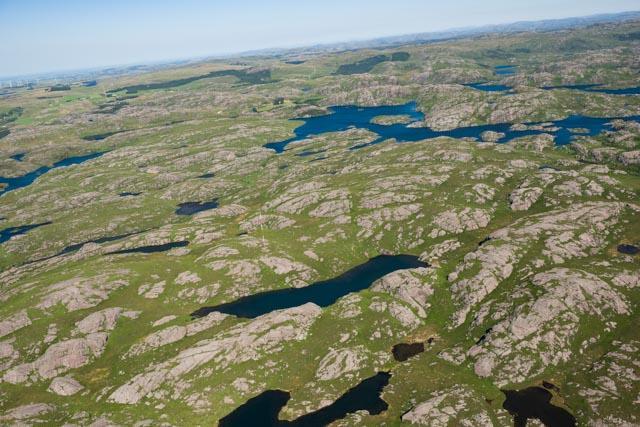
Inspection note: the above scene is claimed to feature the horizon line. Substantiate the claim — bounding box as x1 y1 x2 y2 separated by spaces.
2 9 639 82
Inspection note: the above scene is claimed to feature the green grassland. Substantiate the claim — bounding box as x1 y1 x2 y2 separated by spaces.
0 18 639 426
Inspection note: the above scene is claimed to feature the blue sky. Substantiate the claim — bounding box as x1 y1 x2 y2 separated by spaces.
1 0 638 77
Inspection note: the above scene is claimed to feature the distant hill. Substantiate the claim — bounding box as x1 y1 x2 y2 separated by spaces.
243 10 640 55
5 10 640 84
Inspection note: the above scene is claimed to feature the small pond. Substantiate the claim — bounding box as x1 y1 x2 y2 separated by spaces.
502 387 576 427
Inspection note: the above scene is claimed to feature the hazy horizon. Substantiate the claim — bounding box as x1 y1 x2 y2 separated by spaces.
2 0 640 78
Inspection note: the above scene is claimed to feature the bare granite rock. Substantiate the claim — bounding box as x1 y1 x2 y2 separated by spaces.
48 376 84 396
509 187 543 211
468 268 628 386
239 214 295 233
0 310 31 339
4 333 108 383
126 312 227 357
138 281 165 299
447 202 625 327
429 208 492 238
174 271 201 286
472 184 495 204
576 339 640 426
357 203 422 239
618 150 640 166
371 268 434 318
480 131 505 142
419 239 461 264
38 271 130 312
4 307 136 384
152 315 177 327
259 256 313 279
402 385 493 426
109 303 321 404
0 403 53 422
75 307 138 335
316 346 366 381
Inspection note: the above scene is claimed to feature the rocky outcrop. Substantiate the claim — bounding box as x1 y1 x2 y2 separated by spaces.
138 281 165 299
48 376 84 396
509 187 543 211
480 131 505 142
429 208 492 238
0 310 31 339
449 243 519 327
357 203 422 239
259 256 314 283
316 346 366 381
360 192 417 209
126 312 227 357
419 239 461 264
471 184 495 204
468 268 629 385
401 385 493 426
309 199 351 218
618 150 640 166
447 202 625 327
75 307 138 334
0 403 53 423
371 268 434 318
4 307 135 384
4 333 108 384
576 339 640 426
109 303 321 404
37 271 131 312
239 214 295 233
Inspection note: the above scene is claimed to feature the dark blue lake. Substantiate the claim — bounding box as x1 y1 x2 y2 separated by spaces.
192 254 426 318
219 372 391 427
0 152 105 196
0 222 52 245
464 82 512 92
503 387 576 427
542 84 640 95
175 199 219 215
10 153 25 162
106 240 189 255
617 244 639 255
264 102 640 153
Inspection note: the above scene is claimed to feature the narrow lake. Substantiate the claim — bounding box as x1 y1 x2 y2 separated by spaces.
192 254 426 318
0 152 105 196
542 84 640 95
464 82 511 92
264 102 640 153
106 240 189 255
0 222 52 245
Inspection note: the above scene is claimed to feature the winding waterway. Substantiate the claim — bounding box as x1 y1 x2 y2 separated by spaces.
264 102 640 153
